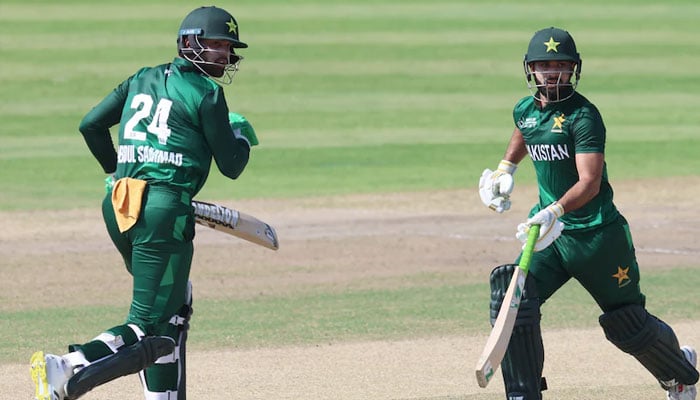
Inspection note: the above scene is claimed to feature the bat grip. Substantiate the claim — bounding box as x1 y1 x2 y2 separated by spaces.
518 224 540 274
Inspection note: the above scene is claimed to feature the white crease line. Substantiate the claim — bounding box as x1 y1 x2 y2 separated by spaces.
446 234 513 241
638 247 699 255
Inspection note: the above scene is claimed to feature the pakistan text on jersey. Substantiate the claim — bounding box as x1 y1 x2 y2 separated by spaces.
526 143 571 161
118 145 183 167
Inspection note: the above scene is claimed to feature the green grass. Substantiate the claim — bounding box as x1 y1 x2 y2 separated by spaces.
2 266 697 363
1 0 699 210
0 140 698 210
1 0 699 380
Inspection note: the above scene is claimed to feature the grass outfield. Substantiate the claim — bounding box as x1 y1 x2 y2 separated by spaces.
4 267 699 363
1 1 699 397
1 0 699 210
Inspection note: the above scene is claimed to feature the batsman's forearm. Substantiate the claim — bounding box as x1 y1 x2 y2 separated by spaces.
502 128 528 165
557 153 604 213
80 128 118 173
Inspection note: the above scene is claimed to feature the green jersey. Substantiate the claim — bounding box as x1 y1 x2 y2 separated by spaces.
80 57 250 197
513 92 619 230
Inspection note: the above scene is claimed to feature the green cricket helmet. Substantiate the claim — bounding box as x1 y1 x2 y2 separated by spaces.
177 6 247 84
523 27 581 102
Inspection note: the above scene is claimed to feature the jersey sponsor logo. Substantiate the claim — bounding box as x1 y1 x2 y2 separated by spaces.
551 113 566 133
118 144 183 167
526 143 571 161
517 117 538 129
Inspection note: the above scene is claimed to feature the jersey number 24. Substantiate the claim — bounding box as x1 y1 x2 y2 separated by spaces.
124 93 173 145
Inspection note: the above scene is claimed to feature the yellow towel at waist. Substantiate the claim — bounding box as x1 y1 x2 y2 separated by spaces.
111 178 147 233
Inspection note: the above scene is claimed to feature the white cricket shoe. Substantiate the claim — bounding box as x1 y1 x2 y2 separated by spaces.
666 346 697 400
30 351 74 400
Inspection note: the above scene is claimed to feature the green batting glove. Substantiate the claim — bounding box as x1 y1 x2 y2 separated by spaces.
105 173 115 193
229 112 259 147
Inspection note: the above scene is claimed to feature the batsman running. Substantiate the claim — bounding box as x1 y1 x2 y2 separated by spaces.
30 6 258 400
478 27 698 399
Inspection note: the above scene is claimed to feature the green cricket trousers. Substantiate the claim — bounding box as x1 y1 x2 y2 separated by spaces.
70 183 195 397
524 214 645 311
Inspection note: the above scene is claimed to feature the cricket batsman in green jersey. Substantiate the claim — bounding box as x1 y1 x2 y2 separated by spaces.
30 6 258 400
478 27 698 400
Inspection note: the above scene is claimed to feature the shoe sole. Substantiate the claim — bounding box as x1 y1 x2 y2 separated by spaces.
30 351 52 400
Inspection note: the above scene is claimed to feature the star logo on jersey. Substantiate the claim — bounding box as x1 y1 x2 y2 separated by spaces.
226 18 238 34
551 113 565 133
544 37 560 53
612 266 631 288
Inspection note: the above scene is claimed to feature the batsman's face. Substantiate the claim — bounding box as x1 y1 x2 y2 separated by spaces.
530 61 574 84
529 60 576 100
189 38 241 77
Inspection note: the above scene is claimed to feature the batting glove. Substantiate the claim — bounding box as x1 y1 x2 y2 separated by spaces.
105 173 115 193
516 202 565 251
229 112 259 147
478 160 517 213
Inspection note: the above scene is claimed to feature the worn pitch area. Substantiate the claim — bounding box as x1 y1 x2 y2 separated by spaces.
2 178 699 399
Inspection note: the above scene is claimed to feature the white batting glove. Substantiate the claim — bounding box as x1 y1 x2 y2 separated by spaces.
478 160 517 213
516 202 565 251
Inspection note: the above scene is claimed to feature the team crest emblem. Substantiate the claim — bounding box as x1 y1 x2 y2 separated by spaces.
544 37 560 53
612 266 631 288
226 18 238 34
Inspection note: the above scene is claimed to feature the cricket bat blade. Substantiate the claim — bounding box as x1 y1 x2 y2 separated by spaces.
192 200 279 250
474 224 540 388
474 266 527 387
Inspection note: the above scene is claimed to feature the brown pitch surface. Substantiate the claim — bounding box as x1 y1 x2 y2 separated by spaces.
3 178 698 399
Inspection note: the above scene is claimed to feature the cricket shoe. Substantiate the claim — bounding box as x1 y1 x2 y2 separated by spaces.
666 346 697 400
30 351 74 400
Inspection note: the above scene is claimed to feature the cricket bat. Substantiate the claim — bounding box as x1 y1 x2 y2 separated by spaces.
192 200 279 251
475 224 540 388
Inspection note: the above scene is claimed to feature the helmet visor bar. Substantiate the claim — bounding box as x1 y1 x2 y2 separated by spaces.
180 35 244 85
525 63 579 103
